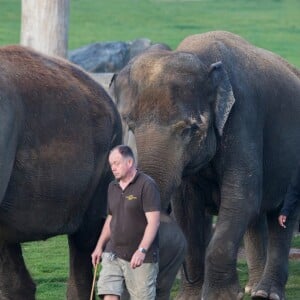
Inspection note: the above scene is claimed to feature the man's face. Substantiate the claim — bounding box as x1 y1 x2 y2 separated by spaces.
109 149 132 181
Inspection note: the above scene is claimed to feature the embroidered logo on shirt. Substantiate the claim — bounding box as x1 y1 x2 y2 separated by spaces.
126 194 137 201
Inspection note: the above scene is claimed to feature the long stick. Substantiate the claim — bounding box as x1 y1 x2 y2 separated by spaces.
90 263 99 300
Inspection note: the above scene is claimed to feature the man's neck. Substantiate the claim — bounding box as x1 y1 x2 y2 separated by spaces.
119 168 137 190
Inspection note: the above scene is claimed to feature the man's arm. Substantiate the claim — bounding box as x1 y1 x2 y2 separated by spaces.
130 211 160 269
91 214 112 267
279 167 300 228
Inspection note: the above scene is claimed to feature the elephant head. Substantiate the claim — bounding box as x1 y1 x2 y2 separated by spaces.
110 48 235 211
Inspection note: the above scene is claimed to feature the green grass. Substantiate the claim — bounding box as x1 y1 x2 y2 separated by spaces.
1 0 300 67
3 0 300 298
292 235 300 248
23 235 300 299
22 236 68 299
171 261 300 300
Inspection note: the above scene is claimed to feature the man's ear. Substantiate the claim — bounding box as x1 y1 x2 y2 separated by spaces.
127 157 134 167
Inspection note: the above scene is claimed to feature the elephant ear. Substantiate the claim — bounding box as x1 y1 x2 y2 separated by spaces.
108 66 134 114
208 61 235 136
108 67 137 143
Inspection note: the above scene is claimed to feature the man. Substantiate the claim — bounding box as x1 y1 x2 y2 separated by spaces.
91 145 161 300
278 165 300 228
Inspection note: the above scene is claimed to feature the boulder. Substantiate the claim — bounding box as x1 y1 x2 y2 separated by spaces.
68 41 129 72
68 38 171 73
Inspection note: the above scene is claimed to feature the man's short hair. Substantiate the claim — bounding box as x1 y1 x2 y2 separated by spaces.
112 145 135 162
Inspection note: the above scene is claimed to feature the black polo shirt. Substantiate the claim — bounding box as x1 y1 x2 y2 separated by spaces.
105 171 161 263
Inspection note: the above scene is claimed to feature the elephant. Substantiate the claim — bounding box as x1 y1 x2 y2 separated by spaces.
109 31 300 300
0 45 123 300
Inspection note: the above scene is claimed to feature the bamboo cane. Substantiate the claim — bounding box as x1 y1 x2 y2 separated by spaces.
89 263 99 300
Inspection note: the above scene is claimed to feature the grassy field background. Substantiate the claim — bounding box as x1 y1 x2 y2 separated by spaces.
1 0 300 67
1 0 300 299
22 235 300 300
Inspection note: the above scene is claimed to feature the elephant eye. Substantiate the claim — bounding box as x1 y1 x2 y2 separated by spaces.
181 123 199 137
181 127 190 137
190 123 199 132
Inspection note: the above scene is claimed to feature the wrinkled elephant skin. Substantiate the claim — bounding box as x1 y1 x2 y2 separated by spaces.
110 31 300 299
0 45 122 300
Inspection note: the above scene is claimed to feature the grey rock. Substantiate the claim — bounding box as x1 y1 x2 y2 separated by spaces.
68 41 130 72
69 39 171 73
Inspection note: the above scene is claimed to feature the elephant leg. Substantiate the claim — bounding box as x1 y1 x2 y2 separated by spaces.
203 213 245 300
201 162 263 300
172 178 211 300
0 242 36 300
67 235 93 300
156 215 187 300
251 211 296 300
243 215 267 294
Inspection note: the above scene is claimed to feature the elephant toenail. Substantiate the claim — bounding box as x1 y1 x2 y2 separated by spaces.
244 285 252 294
269 292 280 300
252 290 268 298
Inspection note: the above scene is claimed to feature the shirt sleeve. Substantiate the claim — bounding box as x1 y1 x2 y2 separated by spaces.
107 182 113 215
280 166 300 216
142 176 161 212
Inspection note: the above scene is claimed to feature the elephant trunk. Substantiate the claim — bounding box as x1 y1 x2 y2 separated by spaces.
135 126 184 212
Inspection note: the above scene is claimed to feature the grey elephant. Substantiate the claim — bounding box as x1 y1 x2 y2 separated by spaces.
109 31 300 300
0 45 123 299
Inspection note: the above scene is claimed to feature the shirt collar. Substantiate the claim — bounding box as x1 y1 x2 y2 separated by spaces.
113 169 141 186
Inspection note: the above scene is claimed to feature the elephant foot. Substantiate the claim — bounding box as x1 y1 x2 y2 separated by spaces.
251 291 283 300
245 280 259 294
201 287 244 300
251 283 285 300
175 290 201 300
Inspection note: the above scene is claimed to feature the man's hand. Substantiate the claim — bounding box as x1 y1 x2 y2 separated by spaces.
130 249 146 269
91 247 102 267
91 215 112 267
278 215 287 228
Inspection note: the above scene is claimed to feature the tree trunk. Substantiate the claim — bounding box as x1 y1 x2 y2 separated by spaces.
20 0 69 58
